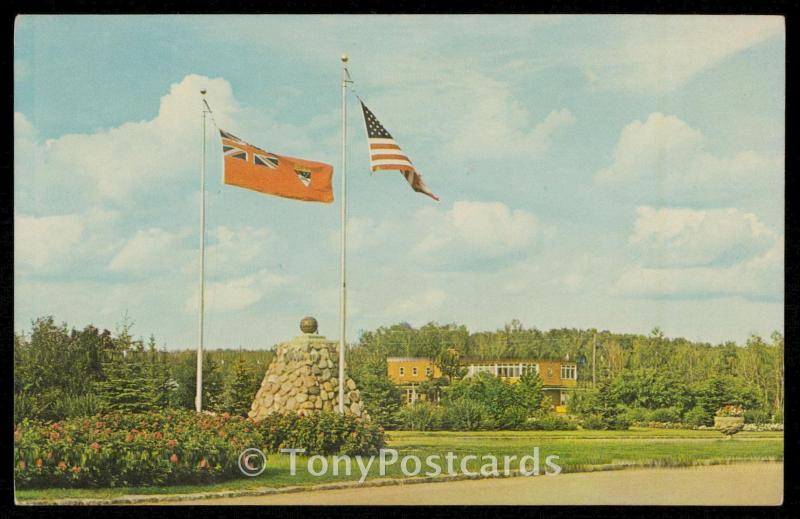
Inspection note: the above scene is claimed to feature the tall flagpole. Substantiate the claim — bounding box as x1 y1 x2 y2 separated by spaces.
339 54 349 413
196 90 209 413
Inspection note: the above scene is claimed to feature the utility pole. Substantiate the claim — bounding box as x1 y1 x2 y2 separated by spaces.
592 332 597 388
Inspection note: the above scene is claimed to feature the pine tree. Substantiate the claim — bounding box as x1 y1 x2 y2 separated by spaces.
95 354 157 413
93 321 159 413
223 355 258 416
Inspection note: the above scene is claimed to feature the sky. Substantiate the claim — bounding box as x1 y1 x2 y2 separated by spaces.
14 15 785 349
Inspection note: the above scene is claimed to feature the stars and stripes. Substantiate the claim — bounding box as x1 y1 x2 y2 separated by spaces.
359 100 439 201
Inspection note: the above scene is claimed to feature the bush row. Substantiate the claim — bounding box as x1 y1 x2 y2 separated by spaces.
394 401 577 431
14 410 384 488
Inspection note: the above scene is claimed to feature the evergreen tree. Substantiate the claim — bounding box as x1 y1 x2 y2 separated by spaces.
223 355 259 416
94 354 157 413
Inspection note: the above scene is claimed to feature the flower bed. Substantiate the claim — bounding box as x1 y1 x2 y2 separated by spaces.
15 410 384 489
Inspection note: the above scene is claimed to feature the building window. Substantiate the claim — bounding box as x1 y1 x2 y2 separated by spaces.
399 367 405 376
412 367 418 376
425 367 432 377
560 365 576 380
405 388 417 404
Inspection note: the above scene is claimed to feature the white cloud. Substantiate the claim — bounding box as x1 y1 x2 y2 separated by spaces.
15 209 120 274
597 112 782 203
585 16 784 94
617 206 782 300
37 75 241 200
354 57 574 163
413 200 551 260
615 239 782 300
185 269 292 313
205 225 272 276
15 214 84 271
109 228 190 274
384 289 447 320
630 206 778 267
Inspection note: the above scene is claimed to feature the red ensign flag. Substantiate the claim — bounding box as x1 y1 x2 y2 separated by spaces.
219 129 334 203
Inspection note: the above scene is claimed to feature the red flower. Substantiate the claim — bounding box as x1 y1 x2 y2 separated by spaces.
153 431 163 440
218 430 227 439
198 458 209 469
71 466 81 474
57 461 67 471
18 460 26 470
95 421 105 429
35 458 43 468
166 439 177 448
49 431 60 440
170 453 179 464
90 442 101 451
125 433 135 442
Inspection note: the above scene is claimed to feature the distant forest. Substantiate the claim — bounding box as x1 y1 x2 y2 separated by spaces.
14 316 783 423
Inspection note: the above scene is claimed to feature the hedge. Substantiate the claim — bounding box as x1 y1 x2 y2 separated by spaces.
15 410 384 488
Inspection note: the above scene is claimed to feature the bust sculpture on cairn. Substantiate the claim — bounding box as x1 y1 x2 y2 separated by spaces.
248 316 368 421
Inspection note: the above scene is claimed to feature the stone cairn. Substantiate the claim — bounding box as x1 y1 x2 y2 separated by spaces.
248 316 368 421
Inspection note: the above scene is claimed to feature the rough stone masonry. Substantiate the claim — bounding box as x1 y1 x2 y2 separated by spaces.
248 317 368 421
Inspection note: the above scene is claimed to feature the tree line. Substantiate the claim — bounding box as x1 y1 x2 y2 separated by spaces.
14 316 783 428
14 316 273 422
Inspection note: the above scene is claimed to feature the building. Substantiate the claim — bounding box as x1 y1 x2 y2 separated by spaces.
387 357 577 412
386 357 442 404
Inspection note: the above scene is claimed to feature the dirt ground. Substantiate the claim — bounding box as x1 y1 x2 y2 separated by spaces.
156 461 782 506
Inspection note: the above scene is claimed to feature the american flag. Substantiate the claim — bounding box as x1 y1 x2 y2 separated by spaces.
360 100 439 201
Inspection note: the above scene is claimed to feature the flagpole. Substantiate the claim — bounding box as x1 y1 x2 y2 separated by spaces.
196 89 209 413
338 54 349 414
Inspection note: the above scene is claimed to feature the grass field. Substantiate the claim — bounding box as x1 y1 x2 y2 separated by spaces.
15 428 783 502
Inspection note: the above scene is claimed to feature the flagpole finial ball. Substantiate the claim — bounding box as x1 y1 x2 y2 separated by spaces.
341 54 348 63
200 89 207 95
300 316 318 334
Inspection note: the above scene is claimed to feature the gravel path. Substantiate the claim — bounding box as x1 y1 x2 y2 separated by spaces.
155 461 782 506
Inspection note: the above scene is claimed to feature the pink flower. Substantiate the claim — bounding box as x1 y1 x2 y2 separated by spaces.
170 453 179 464
90 442 101 451
166 439 177 448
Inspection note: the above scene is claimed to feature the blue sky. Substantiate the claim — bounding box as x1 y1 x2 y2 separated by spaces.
14 15 785 348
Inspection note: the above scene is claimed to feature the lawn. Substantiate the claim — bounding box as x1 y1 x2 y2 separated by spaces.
15 428 783 502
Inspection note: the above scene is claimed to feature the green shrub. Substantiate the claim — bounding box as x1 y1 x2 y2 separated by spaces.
14 410 385 489
744 408 771 425
621 406 649 424
14 411 263 489
396 402 444 431
580 414 608 430
581 410 630 431
256 412 385 456
443 399 490 430
14 392 42 424
647 407 682 423
684 405 713 427
57 394 105 420
526 415 578 431
495 405 530 430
